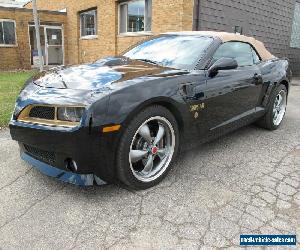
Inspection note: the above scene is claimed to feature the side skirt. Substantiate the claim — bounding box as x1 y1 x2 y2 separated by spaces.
210 107 265 131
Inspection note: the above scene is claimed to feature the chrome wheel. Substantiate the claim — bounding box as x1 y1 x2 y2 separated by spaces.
129 116 176 182
273 90 287 126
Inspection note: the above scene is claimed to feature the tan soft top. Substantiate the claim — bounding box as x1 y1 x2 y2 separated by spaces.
165 31 275 61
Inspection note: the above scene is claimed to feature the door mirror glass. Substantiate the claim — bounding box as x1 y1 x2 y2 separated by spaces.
208 57 238 77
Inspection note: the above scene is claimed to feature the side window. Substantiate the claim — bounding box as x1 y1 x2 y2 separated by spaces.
212 42 255 67
251 47 261 64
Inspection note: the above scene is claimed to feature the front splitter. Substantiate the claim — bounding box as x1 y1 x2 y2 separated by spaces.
21 153 107 186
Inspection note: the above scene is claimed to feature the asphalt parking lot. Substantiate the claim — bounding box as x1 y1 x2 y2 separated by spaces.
0 84 299 250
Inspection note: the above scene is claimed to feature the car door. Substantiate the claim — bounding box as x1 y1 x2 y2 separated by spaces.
204 41 263 130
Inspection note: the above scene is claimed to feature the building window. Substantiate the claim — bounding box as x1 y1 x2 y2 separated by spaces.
290 1 300 48
119 0 152 34
80 9 97 37
0 19 16 46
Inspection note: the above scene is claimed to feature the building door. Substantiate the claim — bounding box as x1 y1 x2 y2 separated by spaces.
45 27 64 65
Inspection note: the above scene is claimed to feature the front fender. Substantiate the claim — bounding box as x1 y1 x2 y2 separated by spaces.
104 79 180 125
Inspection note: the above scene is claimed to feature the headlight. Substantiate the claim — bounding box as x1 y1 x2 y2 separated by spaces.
57 107 85 122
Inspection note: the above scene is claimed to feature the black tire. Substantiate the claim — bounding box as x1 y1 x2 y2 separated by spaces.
256 84 287 130
116 105 179 190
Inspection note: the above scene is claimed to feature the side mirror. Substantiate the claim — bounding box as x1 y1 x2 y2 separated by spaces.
208 57 238 77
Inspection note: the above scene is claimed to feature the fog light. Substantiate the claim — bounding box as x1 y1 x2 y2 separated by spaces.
65 158 78 172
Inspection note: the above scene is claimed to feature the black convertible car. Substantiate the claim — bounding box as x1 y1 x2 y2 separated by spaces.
10 31 292 189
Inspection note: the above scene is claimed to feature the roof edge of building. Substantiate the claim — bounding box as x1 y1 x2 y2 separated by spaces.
23 1 32 8
0 6 67 15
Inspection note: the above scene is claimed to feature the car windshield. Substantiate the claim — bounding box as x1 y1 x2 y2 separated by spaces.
124 35 214 70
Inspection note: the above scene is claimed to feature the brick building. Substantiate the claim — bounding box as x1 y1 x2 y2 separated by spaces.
24 0 194 66
0 0 300 75
0 6 67 70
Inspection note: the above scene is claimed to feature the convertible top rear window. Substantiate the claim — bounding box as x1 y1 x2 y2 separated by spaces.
124 35 213 70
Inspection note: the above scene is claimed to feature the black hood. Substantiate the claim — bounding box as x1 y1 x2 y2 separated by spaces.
32 57 189 91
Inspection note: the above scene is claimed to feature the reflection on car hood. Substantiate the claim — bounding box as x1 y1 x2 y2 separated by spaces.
32 57 189 91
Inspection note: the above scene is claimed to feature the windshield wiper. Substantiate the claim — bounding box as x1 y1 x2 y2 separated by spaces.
136 58 160 66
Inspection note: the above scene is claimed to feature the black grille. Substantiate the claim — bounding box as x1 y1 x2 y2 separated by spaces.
24 144 55 164
29 106 55 120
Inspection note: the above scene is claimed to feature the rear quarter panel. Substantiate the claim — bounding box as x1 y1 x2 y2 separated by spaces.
258 58 290 107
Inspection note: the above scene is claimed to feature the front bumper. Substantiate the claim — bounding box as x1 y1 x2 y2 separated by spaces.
21 153 106 186
10 121 121 185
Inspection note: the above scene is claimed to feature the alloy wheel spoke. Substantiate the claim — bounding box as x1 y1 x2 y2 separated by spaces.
274 110 279 121
138 124 152 143
130 150 148 163
274 96 279 108
277 94 283 107
154 124 165 145
157 148 167 160
142 154 154 174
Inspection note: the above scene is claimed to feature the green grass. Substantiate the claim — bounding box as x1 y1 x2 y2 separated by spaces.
0 71 37 127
